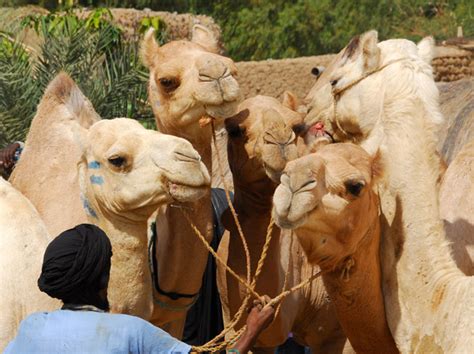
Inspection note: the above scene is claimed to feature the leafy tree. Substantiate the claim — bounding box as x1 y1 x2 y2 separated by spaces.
0 9 165 145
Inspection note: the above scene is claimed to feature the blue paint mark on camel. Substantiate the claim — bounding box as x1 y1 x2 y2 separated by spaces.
90 175 104 185
88 161 101 169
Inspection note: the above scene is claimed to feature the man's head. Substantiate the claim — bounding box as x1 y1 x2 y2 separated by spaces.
38 224 112 311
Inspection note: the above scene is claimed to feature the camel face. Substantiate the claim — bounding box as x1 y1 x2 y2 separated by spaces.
304 31 438 156
81 118 210 220
225 96 303 184
273 143 377 268
141 26 240 131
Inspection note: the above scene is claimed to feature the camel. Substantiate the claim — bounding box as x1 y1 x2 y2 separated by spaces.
0 178 58 352
272 143 398 353
217 95 349 353
7 73 210 324
140 25 241 333
302 30 473 352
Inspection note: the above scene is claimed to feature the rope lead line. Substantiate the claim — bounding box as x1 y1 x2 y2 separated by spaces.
189 120 324 352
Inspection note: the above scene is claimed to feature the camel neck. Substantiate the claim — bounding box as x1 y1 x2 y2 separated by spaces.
83 196 153 319
152 122 213 320
226 174 280 282
379 103 465 351
322 206 398 353
232 179 276 217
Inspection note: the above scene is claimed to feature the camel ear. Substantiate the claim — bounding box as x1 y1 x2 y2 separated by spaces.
141 28 160 69
417 36 435 64
191 24 219 53
45 72 100 129
281 91 300 111
311 66 325 78
360 30 380 72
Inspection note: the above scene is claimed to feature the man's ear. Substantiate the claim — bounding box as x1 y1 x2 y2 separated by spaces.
140 28 160 69
360 30 380 72
191 24 219 53
281 91 300 111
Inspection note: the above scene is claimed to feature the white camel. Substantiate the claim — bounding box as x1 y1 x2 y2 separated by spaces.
304 30 473 353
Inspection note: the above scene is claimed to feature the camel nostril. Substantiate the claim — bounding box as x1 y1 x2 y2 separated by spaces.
175 151 201 163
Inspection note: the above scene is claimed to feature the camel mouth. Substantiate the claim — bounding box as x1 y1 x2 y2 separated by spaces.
273 210 309 230
167 181 209 202
307 122 335 143
205 101 239 121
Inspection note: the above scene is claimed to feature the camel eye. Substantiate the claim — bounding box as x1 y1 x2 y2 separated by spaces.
108 156 126 167
345 180 365 197
159 77 180 93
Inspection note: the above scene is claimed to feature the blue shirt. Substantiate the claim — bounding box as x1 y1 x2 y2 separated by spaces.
5 310 191 353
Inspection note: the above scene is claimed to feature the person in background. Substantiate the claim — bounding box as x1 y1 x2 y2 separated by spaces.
0 141 23 179
5 224 274 354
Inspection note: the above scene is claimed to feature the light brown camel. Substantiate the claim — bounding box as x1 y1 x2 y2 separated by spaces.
8 74 210 322
140 25 241 333
272 143 398 353
216 95 349 353
303 30 473 352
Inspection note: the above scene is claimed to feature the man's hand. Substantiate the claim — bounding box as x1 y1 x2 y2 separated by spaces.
230 297 275 354
0 142 21 169
246 298 275 336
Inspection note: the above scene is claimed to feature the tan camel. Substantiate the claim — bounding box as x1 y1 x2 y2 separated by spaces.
0 178 58 352
272 143 398 353
217 95 349 352
303 31 473 352
140 25 241 333
8 74 210 322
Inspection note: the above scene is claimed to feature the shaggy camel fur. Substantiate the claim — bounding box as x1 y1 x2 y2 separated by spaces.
272 144 398 353
9 74 210 321
304 31 473 352
141 25 240 334
217 95 348 353
0 178 58 352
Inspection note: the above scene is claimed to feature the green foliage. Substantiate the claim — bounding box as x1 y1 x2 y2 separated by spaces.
214 0 474 61
0 9 158 146
138 15 167 44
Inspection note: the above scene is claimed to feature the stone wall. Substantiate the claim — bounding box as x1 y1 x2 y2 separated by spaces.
235 48 472 100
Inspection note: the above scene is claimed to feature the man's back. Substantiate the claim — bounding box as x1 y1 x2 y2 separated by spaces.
5 310 190 354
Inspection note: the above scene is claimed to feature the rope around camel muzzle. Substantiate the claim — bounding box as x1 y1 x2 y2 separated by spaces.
177 120 324 352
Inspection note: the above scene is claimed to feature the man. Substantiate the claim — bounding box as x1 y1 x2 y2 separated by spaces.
6 224 274 353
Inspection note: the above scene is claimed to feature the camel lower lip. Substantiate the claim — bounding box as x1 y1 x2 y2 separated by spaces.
168 181 209 201
275 213 307 229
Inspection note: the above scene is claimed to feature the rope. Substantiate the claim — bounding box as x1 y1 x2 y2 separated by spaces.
189 121 324 352
211 120 252 288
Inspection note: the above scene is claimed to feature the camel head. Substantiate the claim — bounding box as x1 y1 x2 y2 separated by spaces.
78 118 210 221
272 143 381 269
303 30 439 155
38 73 211 223
141 25 240 137
224 95 304 186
